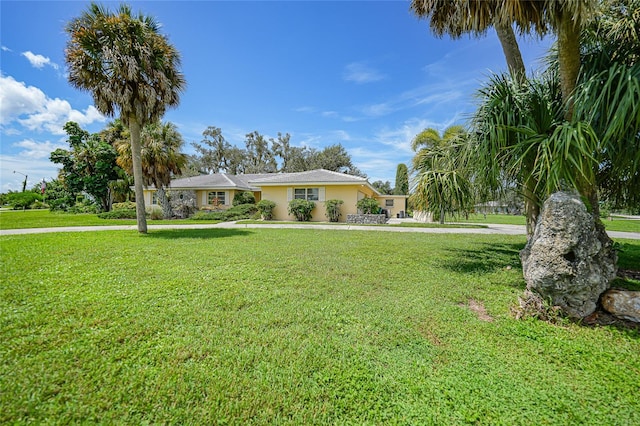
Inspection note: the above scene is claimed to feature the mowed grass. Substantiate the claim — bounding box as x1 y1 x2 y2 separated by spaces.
2 210 638 233
1 228 639 424
0 209 215 230
454 213 640 233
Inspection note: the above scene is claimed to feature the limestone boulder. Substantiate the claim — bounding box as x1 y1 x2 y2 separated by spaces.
520 192 617 319
601 289 640 323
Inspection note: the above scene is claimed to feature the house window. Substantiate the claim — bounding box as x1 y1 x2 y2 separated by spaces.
151 191 158 205
294 188 319 201
207 191 226 205
385 199 394 207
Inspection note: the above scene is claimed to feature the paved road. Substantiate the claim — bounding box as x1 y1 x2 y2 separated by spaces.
1 221 639 239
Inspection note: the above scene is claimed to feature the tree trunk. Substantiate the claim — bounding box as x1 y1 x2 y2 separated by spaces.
440 206 445 224
494 20 526 84
129 116 148 233
157 186 172 219
523 176 540 238
556 12 582 120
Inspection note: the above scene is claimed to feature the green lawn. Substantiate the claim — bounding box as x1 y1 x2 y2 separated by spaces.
0 209 217 230
1 228 638 424
3 210 637 233
454 213 640 233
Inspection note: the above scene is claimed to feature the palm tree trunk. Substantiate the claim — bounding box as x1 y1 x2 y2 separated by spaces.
494 20 526 84
439 206 445 224
556 12 582 120
129 116 148 233
523 178 540 238
157 186 172 219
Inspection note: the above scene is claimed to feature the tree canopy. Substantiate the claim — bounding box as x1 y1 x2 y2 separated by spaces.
190 127 365 177
50 122 121 212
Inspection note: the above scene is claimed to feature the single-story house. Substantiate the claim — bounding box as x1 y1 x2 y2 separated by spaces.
143 169 408 222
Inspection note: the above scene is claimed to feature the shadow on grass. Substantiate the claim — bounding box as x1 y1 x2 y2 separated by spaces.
143 228 254 240
615 241 640 271
440 242 525 275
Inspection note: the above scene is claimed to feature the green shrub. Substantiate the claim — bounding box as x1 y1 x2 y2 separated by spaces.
6 191 42 210
325 199 344 222
31 200 48 209
190 204 258 222
97 209 137 219
232 191 256 206
225 203 258 220
112 201 136 211
288 199 315 221
68 203 99 214
257 200 276 220
356 197 380 214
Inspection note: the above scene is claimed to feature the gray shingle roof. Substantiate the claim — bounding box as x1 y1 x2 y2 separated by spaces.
167 173 269 190
249 169 368 185
161 169 377 194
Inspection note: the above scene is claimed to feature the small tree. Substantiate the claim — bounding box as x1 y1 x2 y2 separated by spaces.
356 197 380 214
394 163 409 195
288 199 315 221
325 199 343 222
256 199 276 220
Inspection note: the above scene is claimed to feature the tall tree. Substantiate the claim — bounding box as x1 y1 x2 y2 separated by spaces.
50 122 121 212
114 121 187 219
307 144 366 177
272 132 308 172
372 180 393 195
191 127 232 174
394 163 409 195
66 3 185 233
244 131 277 173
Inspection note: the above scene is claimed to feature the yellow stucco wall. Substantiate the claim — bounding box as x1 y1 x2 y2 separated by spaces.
376 195 408 218
144 186 380 221
260 184 378 222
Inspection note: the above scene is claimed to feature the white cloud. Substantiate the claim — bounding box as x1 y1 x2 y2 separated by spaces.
361 103 393 117
343 62 385 84
373 117 456 154
0 74 47 124
294 106 315 113
21 51 59 70
2 45 12 52
0 74 106 135
0 154 62 192
330 130 351 141
12 139 67 159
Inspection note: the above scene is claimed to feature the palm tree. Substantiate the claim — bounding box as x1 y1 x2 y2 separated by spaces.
412 0 598 112
470 71 565 236
65 3 185 233
115 121 187 219
410 0 527 82
410 126 473 223
575 0 640 213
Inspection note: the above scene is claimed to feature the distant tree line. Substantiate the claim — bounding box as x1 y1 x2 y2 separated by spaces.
189 126 365 176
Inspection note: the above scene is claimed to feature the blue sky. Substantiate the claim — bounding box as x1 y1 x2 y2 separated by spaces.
0 0 552 192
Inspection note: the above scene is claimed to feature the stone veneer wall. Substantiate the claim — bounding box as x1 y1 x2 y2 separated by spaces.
346 214 387 224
